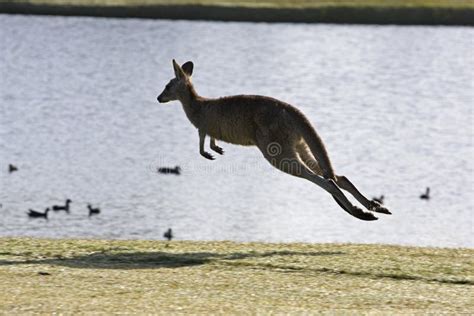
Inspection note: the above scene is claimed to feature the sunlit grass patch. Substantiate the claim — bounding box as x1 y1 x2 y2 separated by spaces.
4 0 474 8
0 238 473 313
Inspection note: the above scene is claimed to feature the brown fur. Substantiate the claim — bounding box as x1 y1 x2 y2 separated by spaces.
157 60 391 221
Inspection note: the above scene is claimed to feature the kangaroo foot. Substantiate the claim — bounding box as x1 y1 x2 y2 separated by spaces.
201 151 215 160
351 206 378 221
211 145 224 155
368 200 392 214
333 196 378 221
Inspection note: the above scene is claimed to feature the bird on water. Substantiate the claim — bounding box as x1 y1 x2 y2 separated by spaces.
420 187 430 200
88 204 101 216
27 208 50 219
52 199 72 213
8 164 18 173
372 195 384 204
158 166 181 175
164 228 173 241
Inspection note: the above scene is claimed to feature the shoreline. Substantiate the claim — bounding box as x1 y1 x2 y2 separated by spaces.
1 236 472 250
1 3 473 26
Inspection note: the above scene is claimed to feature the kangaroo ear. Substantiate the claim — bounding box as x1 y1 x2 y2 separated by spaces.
172 59 185 80
182 61 193 76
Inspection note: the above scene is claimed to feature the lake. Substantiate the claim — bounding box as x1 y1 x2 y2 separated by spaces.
0 15 473 248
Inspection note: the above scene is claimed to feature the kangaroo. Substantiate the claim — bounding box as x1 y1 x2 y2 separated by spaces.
157 60 391 221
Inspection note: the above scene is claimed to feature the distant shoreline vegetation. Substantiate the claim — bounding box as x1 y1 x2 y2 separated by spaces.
1 0 473 25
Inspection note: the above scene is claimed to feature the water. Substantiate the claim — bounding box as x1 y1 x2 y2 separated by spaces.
0 15 473 248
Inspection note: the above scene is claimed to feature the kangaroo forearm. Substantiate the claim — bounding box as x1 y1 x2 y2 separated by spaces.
199 130 206 154
210 137 224 155
199 130 215 160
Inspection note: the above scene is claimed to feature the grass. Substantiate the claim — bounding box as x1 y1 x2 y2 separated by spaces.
0 238 473 313
3 0 474 8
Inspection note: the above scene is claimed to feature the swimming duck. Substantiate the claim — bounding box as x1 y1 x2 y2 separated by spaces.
88 204 100 216
8 164 18 173
164 228 173 241
52 199 72 213
372 195 384 204
420 187 430 200
157 166 181 175
27 208 50 219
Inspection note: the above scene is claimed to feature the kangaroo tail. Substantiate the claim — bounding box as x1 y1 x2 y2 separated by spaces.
290 108 336 180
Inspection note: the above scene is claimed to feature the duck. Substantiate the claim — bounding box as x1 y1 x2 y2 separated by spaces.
27 208 50 219
420 187 430 200
8 164 18 173
88 204 100 216
164 228 173 241
157 166 181 175
372 195 384 204
52 199 72 213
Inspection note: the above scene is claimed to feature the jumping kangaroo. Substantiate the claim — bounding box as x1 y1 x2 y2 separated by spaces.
157 60 391 221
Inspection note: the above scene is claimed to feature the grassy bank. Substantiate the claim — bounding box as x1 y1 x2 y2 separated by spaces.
1 0 473 25
4 0 474 9
0 238 473 313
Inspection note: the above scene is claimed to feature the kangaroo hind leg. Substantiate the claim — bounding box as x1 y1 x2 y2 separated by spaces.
296 142 387 217
257 137 377 221
297 142 390 215
296 142 323 175
296 144 353 215
335 175 391 214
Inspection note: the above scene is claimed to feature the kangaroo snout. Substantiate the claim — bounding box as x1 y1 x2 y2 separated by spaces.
157 93 171 103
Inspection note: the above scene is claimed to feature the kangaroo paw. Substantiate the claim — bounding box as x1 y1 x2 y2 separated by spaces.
201 151 215 160
368 200 392 214
211 145 224 155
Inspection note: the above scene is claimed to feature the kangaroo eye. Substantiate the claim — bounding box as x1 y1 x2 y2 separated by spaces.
165 84 171 90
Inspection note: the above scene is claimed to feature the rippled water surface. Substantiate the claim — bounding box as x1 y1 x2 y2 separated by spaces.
1 15 473 247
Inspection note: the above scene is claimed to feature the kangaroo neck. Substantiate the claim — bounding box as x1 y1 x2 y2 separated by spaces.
178 83 204 127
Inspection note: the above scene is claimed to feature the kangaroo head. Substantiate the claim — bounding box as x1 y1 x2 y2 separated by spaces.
157 59 194 103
